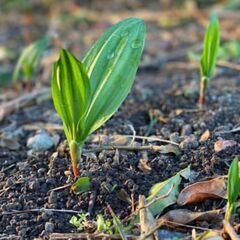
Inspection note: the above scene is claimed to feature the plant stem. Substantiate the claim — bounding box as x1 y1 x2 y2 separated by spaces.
69 141 81 177
225 203 234 222
199 76 207 107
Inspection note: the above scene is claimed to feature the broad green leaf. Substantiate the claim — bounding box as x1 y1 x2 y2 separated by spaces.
81 18 146 140
200 13 220 82
13 36 49 81
71 176 91 193
147 166 191 216
52 49 91 143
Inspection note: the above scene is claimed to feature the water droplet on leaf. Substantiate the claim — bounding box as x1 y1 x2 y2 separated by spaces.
107 52 115 59
131 39 142 49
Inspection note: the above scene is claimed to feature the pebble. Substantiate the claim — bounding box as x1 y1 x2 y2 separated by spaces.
45 222 54 233
179 135 199 150
27 130 54 151
17 162 28 171
29 180 40 190
181 124 192 136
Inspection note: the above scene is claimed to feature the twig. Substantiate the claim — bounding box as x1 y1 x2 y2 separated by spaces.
23 123 63 131
50 232 138 240
1 208 80 216
121 184 174 225
0 88 51 121
123 135 179 146
218 61 240 72
48 183 72 192
223 220 240 240
128 124 136 145
215 127 240 134
160 220 217 231
2 164 15 172
83 144 167 154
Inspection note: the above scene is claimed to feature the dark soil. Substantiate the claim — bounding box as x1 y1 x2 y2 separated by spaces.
0 1 240 239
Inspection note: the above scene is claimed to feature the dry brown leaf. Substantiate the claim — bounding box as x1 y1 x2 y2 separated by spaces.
138 159 152 172
177 177 227 205
214 139 237 153
158 144 181 156
200 130 210 142
160 208 223 225
116 189 131 204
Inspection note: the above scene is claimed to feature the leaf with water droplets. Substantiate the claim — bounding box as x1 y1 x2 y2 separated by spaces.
82 18 146 139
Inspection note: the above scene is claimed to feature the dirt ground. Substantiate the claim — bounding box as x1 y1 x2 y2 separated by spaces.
0 1 240 239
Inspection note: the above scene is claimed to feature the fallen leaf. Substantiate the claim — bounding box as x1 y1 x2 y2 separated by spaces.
138 159 152 172
147 166 191 216
200 130 210 142
71 177 91 193
214 140 237 153
116 189 131 204
158 144 181 156
160 208 223 225
177 177 227 206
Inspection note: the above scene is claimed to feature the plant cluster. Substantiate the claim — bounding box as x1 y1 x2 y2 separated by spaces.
52 18 146 176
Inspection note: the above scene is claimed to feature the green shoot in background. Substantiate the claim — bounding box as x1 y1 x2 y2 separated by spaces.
13 36 49 82
52 18 146 176
225 156 240 222
199 13 220 106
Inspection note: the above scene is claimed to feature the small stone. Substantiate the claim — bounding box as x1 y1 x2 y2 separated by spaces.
37 168 46 175
48 191 57 204
181 124 192 136
27 130 54 151
45 222 54 233
160 127 170 138
42 210 53 220
17 162 28 171
180 135 199 150
29 180 40 190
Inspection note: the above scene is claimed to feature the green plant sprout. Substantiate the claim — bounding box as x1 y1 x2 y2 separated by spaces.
13 36 49 82
199 13 220 106
52 18 146 176
69 213 89 231
225 156 240 222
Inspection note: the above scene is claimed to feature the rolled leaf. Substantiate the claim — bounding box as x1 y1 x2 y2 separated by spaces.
51 49 91 143
81 18 146 140
200 13 220 82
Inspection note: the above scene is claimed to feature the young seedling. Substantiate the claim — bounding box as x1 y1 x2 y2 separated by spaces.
52 18 146 176
13 36 49 83
225 156 240 222
199 13 220 107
